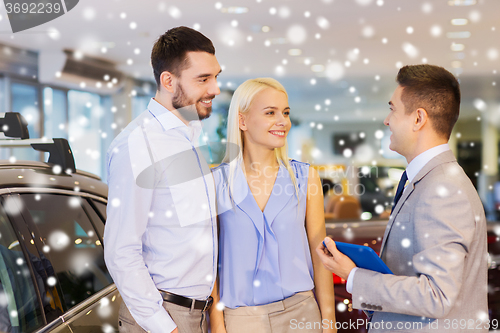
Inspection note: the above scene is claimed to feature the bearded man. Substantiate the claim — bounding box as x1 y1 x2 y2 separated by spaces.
104 26 222 333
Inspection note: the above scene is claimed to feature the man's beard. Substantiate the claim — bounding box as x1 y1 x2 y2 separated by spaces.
172 82 213 121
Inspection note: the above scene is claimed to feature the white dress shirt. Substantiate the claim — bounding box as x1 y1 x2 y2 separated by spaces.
346 144 450 293
103 99 217 333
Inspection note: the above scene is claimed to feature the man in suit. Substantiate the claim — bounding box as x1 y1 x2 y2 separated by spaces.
317 64 488 332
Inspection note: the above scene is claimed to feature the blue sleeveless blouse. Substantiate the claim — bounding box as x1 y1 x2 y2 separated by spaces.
211 160 314 308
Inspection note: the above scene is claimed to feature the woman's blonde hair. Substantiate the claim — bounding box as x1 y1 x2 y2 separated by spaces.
222 77 299 202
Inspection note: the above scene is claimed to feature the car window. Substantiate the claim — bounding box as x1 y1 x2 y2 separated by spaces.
85 200 106 239
92 199 107 221
0 200 44 333
19 193 113 311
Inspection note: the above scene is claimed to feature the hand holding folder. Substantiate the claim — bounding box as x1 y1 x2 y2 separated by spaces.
331 241 393 275
318 238 392 280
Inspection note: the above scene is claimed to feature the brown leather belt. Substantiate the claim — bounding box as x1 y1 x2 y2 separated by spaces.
159 290 213 311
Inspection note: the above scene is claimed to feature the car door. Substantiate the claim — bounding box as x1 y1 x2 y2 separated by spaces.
0 193 62 333
8 190 119 332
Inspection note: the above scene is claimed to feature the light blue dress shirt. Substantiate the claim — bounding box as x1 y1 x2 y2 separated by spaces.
212 160 315 309
104 99 217 333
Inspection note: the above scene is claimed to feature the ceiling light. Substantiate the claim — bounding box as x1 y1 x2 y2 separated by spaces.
262 26 271 33
451 18 468 25
451 43 465 51
269 38 287 45
448 0 476 6
446 31 471 38
73 51 84 60
288 49 302 56
221 7 249 14
311 64 325 72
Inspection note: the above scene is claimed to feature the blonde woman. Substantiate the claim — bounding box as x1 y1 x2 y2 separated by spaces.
209 78 336 333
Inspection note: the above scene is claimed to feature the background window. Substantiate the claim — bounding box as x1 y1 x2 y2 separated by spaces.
11 83 40 138
10 83 40 161
131 94 151 120
43 87 67 140
68 90 103 177
0 77 5 113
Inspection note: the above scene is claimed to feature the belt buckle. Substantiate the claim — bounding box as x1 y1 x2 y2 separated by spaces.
202 296 213 312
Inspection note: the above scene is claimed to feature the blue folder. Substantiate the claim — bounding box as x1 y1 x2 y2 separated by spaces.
334 241 393 274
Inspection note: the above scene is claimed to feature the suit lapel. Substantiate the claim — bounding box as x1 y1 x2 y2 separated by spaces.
379 150 457 257
380 184 414 255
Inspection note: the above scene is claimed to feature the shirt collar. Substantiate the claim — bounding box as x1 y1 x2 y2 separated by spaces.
147 98 203 142
406 143 450 183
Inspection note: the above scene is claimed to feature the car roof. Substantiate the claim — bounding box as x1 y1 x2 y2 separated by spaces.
0 160 108 199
